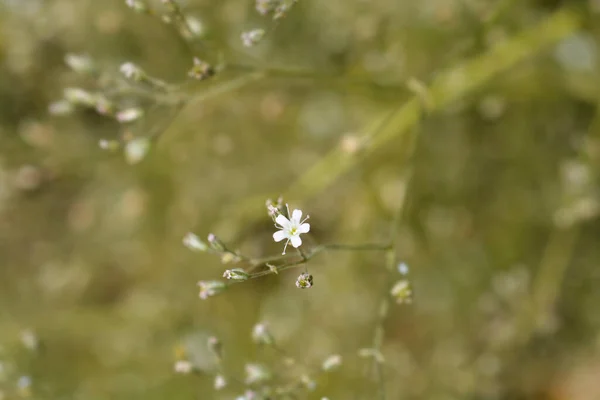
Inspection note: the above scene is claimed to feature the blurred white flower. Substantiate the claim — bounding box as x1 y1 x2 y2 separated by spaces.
273 208 310 254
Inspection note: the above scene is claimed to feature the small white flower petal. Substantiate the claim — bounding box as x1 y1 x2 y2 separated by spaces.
273 230 287 242
275 214 290 228
298 223 310 233
292 209 302 222
290 235 302 248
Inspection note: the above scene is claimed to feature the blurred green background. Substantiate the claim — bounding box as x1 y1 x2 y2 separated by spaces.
1 0 600 399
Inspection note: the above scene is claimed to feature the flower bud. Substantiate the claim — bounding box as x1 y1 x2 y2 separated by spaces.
241 29 265 47
125 137 151 165
251 323 274 346
197 281 227 300
183 232 208 252
116 108 144 123
64 53 95 74
295 272 313 289
214 374 227 390
301 374 316 391
321 354 342 371
223 268 250 281
207 233 225 252
99 139 121 152
173 360 193 374
64 88 96 107
125 0 148 13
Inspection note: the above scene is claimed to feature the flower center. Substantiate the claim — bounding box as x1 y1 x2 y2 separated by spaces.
289 227 298 235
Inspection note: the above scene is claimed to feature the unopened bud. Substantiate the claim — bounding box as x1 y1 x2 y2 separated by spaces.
223 268 250 281
124 137 151 165
116 108 144 123
241 29 265 47
251 323 274 345
244 363 271 385
64 88 96 107
183 232 208 252
197 281 227 300
321 354 342 371
207 233 225 252
214 374 227 390
125 0 148 13
99 139 121 151
301 374 316 391
173 360 193 374
64 53 95 74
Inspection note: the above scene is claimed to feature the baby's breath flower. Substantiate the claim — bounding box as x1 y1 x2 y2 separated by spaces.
241 29 265 47
188 57 214 80
273 207 310 254
124 137 151 164
173 360 193 374
295 272 313 289
321 354 342 371
244 363 271 385
197 280 226 299
116 108 144 123
223 268 250 281
183 232 208 252
390 280 413 304
251 323 274 345
214 374 227 390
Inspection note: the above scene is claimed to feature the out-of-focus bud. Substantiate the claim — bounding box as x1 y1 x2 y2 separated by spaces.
255 0 278 15
390 280 413 304
214 374 227 390
295 272 313 289
251 323 274 346
244 363 271 385
64 53 95 74
124 137 151 165
223 268 250 281
116 108 144 123
321 354 342 371
207 233 225 252
125 0 148 13
241 29 265 47
173 360 193 374
198 281 227 300
183 232 208 252
301 374 316 391
48 100 74 116
64 88 96 107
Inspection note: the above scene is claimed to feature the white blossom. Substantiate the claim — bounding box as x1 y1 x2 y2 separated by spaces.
272 208 310 254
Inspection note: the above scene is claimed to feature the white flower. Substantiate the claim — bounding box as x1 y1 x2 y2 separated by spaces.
272 208 310 254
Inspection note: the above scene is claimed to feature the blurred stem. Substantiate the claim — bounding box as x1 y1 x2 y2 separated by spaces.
222 6 583 229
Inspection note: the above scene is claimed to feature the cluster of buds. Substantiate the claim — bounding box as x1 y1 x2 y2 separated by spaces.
244 363 272 385
390 261 413 304
63 88 115 116
265 197 284 222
